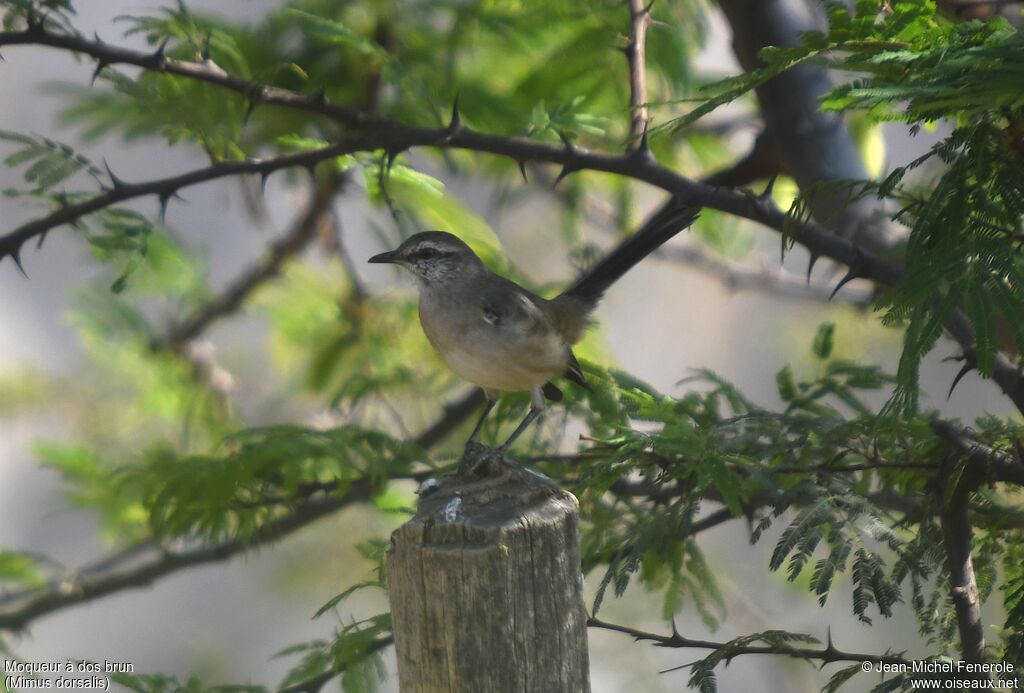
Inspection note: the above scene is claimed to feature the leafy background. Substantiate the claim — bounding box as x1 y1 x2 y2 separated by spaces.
0 2 1020 692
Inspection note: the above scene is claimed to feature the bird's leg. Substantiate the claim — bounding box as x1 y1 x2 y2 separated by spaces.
496 407 542 457
465 392 497 445
458 392 499 476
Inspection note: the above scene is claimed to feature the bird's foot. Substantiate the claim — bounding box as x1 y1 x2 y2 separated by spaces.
458 441 517 477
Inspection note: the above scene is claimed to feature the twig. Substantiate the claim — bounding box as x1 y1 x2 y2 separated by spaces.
0 141 357 264
625 0 653 142
587 617 909 667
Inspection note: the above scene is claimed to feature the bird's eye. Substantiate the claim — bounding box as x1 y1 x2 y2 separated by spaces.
418 247 437 260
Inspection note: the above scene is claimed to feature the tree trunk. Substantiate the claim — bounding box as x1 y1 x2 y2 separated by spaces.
387 462 591 693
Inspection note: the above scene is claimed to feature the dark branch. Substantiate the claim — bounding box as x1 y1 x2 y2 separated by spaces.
587 617 909 667
0 26 368 128
0 141 358 265
931 418 1024 487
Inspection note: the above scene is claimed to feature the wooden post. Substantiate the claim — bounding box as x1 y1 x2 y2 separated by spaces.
387 458 591 693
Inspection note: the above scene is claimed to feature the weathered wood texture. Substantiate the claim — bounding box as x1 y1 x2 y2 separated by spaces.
388 463 590 693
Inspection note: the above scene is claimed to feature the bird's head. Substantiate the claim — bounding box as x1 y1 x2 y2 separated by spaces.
368 231 484 285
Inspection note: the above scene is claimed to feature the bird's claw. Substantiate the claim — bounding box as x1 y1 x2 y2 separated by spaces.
458 441 515 477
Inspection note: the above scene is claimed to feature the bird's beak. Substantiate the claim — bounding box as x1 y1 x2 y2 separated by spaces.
368 250 398 264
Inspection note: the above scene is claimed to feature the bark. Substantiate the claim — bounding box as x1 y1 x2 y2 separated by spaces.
388 462 590 693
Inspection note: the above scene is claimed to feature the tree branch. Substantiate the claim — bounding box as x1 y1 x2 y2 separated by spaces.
931 418 1024 487
933 440 989 667
0 141 358 265
587 617 909 667
624 0 652 143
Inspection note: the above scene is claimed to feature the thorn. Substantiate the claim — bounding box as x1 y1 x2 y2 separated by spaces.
629 120 655 162
670 617 681 640
103 159 127 190
829 247 865 301
642 0 656 14
806 253 819 283
90 60 109 86
947 363 973 400
305 162 319 182
259 169 272 194
93 31 106 46
10 247 28 278
201 32 212 61
553 163 574 188
517 159 528 183
150 37 170 67
553 131 576 189
447 92 462 134
826 626 834 651
157 191 184 223
385 148 400 173
828 269 858 301
36 231 48 249
25 8 39 32
759 173 778 200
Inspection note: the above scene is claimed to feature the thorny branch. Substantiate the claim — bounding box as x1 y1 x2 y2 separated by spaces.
0 141 358 267
587 617 909 668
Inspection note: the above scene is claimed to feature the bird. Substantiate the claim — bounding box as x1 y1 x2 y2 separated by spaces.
368 199 700 459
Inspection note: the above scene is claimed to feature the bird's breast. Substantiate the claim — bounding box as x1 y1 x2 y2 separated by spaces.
418 290 568 392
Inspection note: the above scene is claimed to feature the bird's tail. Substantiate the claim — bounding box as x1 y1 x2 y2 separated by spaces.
558 200 700 304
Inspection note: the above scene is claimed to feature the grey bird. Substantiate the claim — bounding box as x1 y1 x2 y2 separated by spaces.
368 200 700 456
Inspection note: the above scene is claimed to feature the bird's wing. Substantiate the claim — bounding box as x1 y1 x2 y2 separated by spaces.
477 279 556 338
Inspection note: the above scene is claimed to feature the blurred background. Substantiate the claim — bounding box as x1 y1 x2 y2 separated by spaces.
0 2 1018 692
